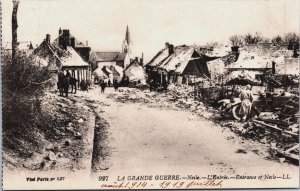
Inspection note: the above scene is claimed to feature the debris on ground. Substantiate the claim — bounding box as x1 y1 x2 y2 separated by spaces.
108 84 299 165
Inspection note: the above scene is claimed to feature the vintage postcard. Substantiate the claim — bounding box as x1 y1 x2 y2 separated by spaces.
1 0 299 190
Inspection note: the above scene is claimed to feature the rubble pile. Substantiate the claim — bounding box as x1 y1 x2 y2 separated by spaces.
197 86 223 105
111 86 217 119
221 96 299 164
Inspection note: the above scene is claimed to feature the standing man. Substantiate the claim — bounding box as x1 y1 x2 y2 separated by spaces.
66 70 71 78
113 79 119 91
108 79 111 87
239 85 254 121
100 81 106 93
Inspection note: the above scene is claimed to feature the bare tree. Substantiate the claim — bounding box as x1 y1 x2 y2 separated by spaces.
244 32 265 45
12 0 20 63
206 41 219 48
244 33 252 45
284 33 299 50
253 32 263 44
229 35 244 46
271 35 283 45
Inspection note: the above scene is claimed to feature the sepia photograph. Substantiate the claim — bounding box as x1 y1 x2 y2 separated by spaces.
1 0 299 190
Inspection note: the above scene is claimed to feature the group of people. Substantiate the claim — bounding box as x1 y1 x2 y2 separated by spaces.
99 79 120 93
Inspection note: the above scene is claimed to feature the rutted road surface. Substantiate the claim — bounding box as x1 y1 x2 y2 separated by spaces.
82 87 298 188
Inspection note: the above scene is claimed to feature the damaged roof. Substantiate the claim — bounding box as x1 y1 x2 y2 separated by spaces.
147 45 210 77
31 40 88 69
147 48 170 67
124 59 146 82
226 52 273 69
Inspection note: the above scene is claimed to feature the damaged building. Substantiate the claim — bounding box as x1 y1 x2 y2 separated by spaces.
30 29 91 87
146 43 211 85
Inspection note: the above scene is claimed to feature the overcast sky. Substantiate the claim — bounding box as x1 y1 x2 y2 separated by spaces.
2 0 299 61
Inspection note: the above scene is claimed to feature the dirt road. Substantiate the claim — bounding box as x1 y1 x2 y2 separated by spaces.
4 87 298 190
75 86 299 189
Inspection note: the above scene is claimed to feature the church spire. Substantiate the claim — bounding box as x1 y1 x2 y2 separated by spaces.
122 25 132 56
125 25 131 45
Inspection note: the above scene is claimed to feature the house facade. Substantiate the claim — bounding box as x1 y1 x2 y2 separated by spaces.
124 58 146 84
30 32 90 87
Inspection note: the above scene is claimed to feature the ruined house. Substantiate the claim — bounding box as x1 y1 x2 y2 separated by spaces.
55 28 91 62
124 58 146 84
93 64 123 83
147 43 210 85
30 32 90 87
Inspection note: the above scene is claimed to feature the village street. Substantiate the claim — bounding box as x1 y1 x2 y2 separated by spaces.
73 86 299 181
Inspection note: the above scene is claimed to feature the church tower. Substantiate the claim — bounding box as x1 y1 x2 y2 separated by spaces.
122 25 132 57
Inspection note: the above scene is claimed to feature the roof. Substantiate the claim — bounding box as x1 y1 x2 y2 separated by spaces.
93 67 109 79
226 52 273 69
90 52 127 62
124 59 146 81
114 53 127 61
102 66 113 75
164 46 197 73
225 70 261 85
109 65 123 76
31 40 88 69
147 45 193 70
124 59 142 71
52 33 89 49
60 46 89 67
147 45 210 77
147 48 169 67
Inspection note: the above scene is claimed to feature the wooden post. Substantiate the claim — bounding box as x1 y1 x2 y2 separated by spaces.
83 69 86 81
12 0 20 63
77 70 80 88
86 69 88 81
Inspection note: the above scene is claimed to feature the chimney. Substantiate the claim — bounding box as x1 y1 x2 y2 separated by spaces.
140 52 144 66
165 42 170 49
168 44 174 55
272 61 276 74
70 37 75 48
29 42 33 49
86 40 88 46
59 27 62 35
46 34 50 44
62 29 70 38
58 29 70 49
